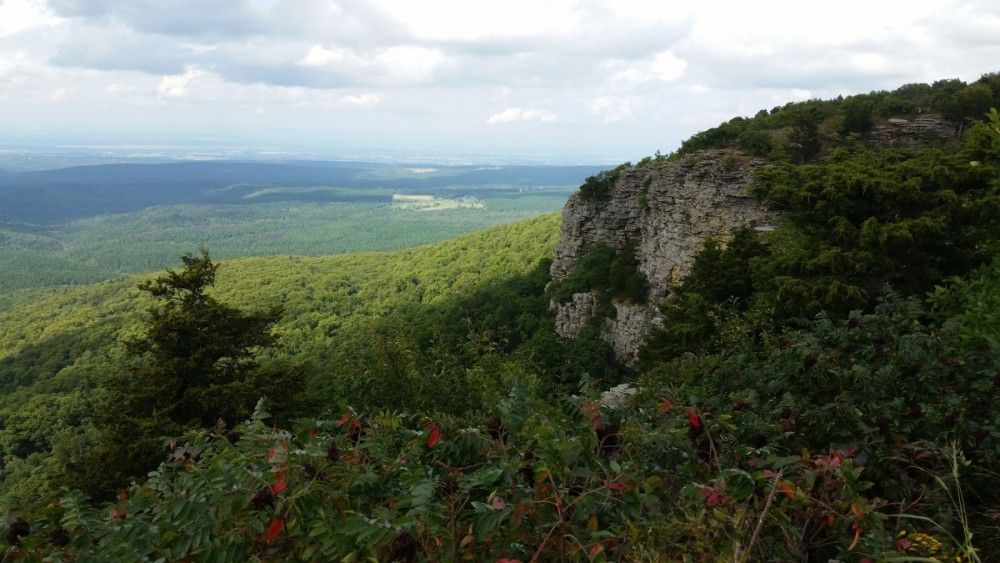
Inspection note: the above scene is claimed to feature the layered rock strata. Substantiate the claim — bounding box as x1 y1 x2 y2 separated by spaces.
550 150 779 363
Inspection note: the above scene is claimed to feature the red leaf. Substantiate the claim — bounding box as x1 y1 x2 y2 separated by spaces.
270 480 287 495
589 542 604 558
778 481 795 498
589 414 602 430
427 423 441 448
705 491 721 507
687 408 700 428
849 522 862 551
338 412 352 426
658 397 673 413
265 517 284 542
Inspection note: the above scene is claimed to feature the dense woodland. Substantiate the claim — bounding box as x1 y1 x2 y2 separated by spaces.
0 161 599 294
1 76 999 561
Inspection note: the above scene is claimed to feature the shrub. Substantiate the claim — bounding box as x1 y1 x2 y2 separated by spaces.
578 163 630 202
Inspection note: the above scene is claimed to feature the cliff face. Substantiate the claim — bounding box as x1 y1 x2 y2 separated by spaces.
550 150 779 363
550 115 958 365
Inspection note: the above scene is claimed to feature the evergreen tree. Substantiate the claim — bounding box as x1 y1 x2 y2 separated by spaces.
71 249 307 496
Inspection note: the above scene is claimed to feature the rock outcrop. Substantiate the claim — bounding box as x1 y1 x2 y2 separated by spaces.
550 114 958 365
550 150 779 364
862 114 958 148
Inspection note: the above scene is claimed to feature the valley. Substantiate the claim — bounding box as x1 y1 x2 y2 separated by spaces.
0 159 604 295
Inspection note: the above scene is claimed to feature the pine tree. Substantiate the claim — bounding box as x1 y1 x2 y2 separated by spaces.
72 249 307 496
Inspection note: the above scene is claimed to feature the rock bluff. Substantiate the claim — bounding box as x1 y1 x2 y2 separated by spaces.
550 150 778 363
550 114 958 364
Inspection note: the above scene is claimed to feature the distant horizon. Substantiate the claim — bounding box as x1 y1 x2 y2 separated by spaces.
0 133 626 170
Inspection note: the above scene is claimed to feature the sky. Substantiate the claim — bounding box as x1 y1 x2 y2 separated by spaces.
0 0 998 163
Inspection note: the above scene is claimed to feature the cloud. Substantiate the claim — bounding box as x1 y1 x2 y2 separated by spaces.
157 66 206 99
288 43 447 87
0 0 59 37
374 46 446 84
487 107 557 124
2 0 1000 161
339 92 380 107
47 0 411 43
610 50 687 84
299 45 346 67
590 97 635 122
40 0 693 93
49 25 189 74
47 0 268 38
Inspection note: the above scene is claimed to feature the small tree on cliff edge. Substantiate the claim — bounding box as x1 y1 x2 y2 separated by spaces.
73 249 308 496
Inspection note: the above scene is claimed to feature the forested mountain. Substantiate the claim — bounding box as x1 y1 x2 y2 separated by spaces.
2 75 999 561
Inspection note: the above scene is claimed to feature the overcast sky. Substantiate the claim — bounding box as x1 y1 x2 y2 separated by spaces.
1 0 998 163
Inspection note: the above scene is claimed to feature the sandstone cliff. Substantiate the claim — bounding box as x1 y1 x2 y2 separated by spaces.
550 149 779 364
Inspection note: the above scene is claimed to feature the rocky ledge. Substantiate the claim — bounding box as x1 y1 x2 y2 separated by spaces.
550 149 779 364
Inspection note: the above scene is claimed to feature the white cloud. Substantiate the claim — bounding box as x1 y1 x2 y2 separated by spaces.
0 0 58 37
339 92 380 107
0 49 29 75
590 97 635 122
157 67 207 99
611 50 687 84
375 45 445 85
487 107 557 124
293 44 445 86
376 0 578 40
651 51 688 81
298 44 346 67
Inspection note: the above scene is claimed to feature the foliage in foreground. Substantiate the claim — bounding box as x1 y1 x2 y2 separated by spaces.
5 302 993 563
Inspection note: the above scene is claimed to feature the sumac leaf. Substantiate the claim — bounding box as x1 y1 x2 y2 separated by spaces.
265 518 284 542
427 423 441 448
687 408 700 428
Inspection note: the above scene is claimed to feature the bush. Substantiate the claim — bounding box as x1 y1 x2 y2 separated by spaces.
547 243 648 306
578 163 630 202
